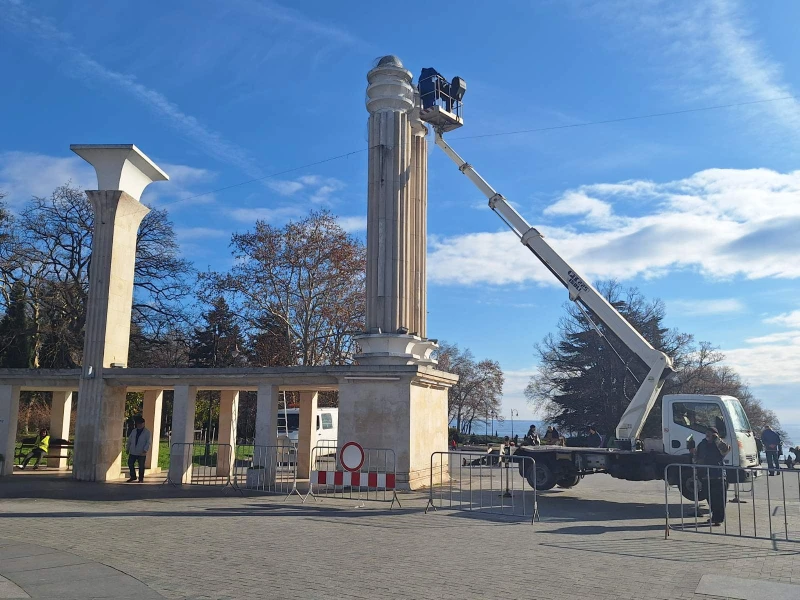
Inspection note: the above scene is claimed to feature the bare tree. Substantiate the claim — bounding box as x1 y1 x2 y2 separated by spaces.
202 210 365 366
436 341 504 435
0 183 193 368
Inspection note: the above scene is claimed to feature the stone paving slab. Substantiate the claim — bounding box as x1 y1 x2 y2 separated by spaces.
1 472 799 599
0 576 28 599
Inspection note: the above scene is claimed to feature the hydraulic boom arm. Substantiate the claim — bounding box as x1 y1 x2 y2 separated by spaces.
433 132 674 445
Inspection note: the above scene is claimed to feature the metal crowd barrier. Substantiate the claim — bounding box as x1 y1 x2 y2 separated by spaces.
234 444 301 498
305 445 399 506
425 451 539 524
664 463 800 543
164 442 239 492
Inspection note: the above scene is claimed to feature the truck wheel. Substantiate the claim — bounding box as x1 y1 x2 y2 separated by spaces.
526 462 557 491
556 474 580 489
680 473 708 502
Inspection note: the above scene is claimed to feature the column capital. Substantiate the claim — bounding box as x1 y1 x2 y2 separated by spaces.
366 55 414 114
71 144 168 202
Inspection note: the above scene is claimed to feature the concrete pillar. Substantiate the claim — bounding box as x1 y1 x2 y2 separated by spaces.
364 56 415 335
48 391 73 469
0 385 20 476
142 390 163 472
337 370 453 489
217 390 239 478
296 391 318 479
70 145 168 482
169 385 197 484
253 384 279 478
356 56 436 366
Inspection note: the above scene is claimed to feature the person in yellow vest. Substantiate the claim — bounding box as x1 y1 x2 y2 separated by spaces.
19 428 50 470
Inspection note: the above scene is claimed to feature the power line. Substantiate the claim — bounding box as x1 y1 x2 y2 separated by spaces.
158 94 797 208
452 94 798 141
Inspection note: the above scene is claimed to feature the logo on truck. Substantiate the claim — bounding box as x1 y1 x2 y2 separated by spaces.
567 270 589 294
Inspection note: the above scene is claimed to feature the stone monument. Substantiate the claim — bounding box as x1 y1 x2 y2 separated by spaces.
337 56 455 489
70 145 168 481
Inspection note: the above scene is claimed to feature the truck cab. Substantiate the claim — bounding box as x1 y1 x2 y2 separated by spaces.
662 394 759 468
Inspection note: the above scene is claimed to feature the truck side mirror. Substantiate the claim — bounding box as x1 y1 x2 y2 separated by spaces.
671 440 681 449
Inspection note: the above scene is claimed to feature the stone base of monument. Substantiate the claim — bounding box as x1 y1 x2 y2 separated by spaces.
354 333 437 366
337 364 455 490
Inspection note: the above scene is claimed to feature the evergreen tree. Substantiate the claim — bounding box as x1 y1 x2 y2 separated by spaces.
189 297 245 368
0 281 33 368
527 281 691 435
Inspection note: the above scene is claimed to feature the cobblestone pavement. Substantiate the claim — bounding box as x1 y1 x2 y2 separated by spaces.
0 471 798 600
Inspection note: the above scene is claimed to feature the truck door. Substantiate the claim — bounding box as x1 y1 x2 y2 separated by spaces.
665 399 733 464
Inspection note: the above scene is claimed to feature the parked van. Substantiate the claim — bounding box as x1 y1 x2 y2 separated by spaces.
277 407 338 449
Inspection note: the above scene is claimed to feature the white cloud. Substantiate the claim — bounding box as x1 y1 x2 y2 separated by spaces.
765 310 800 329
337 215 367 233
501 366 540 419
0 151 94 205
428 167 800 286
585 0 800 138
267 180 304 196
669 298 745 317
723 308 800 388
1 1 262 178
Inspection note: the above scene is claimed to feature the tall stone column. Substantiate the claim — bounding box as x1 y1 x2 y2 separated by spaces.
169 385 197 484
48 391 73 469
0 384 20 476
142 390 163 472
356 55 436 365
296 391 318 479
70 145 168 482
217 390 239 478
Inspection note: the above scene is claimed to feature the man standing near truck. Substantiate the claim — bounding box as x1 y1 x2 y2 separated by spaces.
694 427 730 526
761 425 781 475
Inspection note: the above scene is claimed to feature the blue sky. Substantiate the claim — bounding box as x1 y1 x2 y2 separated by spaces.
2 0 800 425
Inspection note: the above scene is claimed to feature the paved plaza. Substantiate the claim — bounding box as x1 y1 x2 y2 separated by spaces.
1 471 798 600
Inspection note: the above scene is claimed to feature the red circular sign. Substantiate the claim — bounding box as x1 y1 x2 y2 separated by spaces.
340 441 365 472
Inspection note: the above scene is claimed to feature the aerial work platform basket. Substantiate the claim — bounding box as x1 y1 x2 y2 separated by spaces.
418 68 466 133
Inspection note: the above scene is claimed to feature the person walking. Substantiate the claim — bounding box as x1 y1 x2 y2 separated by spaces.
126 415 152 483
18 428 50 470
586 427 602 448
761 425 781 475
694 427 730 526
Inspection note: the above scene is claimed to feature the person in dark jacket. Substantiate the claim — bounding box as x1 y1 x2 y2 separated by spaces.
694 427 731 526
761 425 781 475
586 427 602 448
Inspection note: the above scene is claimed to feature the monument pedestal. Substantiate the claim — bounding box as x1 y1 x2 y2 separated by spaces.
337 365 455 490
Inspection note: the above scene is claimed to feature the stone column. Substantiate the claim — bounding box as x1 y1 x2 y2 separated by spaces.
217 390 239 478
409 107 428 337
356 56 436 366
296 391 318 479
48 391 73 469
0 385 20 476
169 385 197 484
70 145 168 482
254 384 279 459
142 390 163 472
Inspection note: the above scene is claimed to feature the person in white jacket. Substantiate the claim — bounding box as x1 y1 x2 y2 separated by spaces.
127 416 152 483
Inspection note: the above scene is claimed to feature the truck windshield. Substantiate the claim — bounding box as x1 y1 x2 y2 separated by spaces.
725 399 752 433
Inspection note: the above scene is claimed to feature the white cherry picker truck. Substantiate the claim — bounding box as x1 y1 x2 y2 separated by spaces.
417 69 760 498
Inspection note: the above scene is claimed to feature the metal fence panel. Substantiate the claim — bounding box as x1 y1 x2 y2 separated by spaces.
234 444 300 498
425 451 539 524
306 445 399 506
664 463 800 543
165 442 238 491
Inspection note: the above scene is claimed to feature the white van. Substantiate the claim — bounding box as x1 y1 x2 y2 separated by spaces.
277 407 338 449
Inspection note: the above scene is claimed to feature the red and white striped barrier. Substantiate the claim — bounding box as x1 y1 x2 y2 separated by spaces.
304 442 400 507
310 470 396 489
